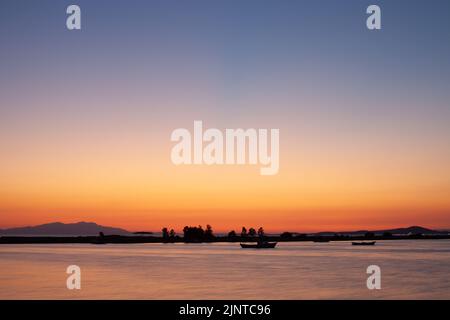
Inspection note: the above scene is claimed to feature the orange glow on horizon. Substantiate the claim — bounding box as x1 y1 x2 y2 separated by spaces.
1 99 450 232
1 142 450 232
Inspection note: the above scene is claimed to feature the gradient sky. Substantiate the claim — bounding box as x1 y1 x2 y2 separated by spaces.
1 0 450 232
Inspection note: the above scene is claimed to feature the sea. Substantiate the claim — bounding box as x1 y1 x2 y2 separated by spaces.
0 240 449 299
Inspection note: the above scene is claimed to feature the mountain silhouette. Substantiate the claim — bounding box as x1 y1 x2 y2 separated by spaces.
0 222 131 236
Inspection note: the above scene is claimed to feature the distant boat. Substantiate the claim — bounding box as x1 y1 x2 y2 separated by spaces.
240 242 277 249
352 241 376 246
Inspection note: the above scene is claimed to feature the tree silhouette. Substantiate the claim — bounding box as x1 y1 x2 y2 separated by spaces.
228 230 237 238
169 229 176 238
162 227 169 240
205 224 215 241
183 225 207 242
248 228 256 237
241 227 247 237
257 227 265 237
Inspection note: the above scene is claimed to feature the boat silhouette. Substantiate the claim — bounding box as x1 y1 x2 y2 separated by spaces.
352 241 376 246
240 242 277 249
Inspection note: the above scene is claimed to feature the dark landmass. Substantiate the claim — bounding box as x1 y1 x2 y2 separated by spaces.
0 222 131 236
0 223 449 244
1 234 449 244
314 226 441 236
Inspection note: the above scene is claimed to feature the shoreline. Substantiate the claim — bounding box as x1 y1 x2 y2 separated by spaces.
1 234 449 244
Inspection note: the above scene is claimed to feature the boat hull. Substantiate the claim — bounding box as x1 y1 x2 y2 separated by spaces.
240 242 277 249
352 241 376 246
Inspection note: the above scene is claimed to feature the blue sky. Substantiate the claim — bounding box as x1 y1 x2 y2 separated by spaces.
1 1 450 230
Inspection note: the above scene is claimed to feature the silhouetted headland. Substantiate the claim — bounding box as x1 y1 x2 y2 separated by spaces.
0 223 449 244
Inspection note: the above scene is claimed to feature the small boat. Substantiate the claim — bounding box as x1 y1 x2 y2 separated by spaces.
352 241 376 246
240 242 277 249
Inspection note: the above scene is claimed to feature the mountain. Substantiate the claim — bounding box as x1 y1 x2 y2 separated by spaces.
315 226 442 236
373 226 441 235
0 222 131 236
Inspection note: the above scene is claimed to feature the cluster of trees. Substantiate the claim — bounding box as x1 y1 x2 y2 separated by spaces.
161 225 215 242
162 225 215 242
161 227 177 242
162 225 267 242
182 224 215 242
228 227 265 238
156 226 424 243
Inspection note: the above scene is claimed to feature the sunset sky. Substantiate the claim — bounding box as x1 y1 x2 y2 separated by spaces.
1 0 450 232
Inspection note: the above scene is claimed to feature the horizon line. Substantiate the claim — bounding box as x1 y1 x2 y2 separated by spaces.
1 221 449 234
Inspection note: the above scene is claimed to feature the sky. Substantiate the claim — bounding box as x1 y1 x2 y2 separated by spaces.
1 0 450 232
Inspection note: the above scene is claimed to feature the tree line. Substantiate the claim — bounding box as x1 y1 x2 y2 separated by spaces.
160 225 267 243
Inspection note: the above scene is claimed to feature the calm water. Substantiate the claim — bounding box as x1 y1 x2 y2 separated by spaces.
0 240 449 299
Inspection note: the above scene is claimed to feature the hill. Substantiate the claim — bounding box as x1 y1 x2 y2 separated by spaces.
315 226 441 236
0 222 131 236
